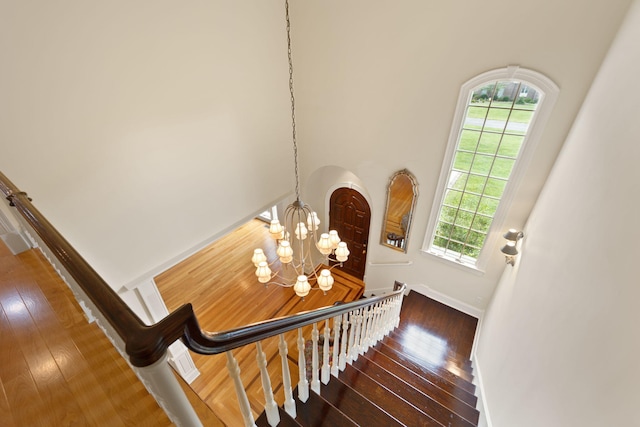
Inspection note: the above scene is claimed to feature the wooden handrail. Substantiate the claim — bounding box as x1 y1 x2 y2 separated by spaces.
0 171 405 366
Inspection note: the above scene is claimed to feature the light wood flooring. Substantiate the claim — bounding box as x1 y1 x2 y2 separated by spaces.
155 218 365 426
0 241 175 426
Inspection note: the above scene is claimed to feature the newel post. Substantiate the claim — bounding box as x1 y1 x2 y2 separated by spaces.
134 352 203 427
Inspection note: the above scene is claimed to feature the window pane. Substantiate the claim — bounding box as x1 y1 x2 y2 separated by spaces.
455 210 475 228
478 197 499 216
440 206 458 223
433 235 449 249
459 130 481 151
450 172 468 190
477 132 501 155
470 154 494 175
471 214 493 234
463 246 480 258
471 83 497 103
435 221 452 238
484 178 507 198
464 107 488 130
460 193 480 211
466 230 486 249
485 108 509 132
454 151 474 172
497 134 524 157
466 175 487 194
506 109 534 135
443 189 463 206
490 157 515 179
447 240 464 255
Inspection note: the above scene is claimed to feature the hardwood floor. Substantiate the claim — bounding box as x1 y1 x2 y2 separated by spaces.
0 215 478 427
155 218 478 426
155 218 365 426
397 290 478 359
0 241 174 426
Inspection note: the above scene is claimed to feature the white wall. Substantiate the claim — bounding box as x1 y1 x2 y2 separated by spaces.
0 1 293 288
0 0 633 312
475 1 640 425
292 0 632 309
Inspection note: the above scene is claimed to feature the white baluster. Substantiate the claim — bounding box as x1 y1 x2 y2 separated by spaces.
364 305 375 349
331 315 341 377
311 323 320 394
225 351 257 427
297 328 309 402
358 306 369 355
348 309 361 363
278 334 296 418
321 319 331 384
383 298 394 335
373 303 383 342
256 342 280 427
366 305 376 349
395 294 403 327
339 313 349 371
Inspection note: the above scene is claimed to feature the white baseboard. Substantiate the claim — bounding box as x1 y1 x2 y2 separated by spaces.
0 231 31 254
472 353 493 427
408 284 484 319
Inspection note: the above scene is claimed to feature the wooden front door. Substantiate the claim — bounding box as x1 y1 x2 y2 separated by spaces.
329 188 371 280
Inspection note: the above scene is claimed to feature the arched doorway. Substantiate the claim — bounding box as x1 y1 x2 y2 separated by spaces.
329 187 371 280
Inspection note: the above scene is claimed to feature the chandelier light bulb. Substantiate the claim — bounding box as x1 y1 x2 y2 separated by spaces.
276 240 294 264
335 241 350 262
307 212 320 231
269 219 284 240
294 275 311 297
316 233 333 255
328 230 341 250
317 269 334 292
295 222 308 240
256 261 272 284
251 248 267 267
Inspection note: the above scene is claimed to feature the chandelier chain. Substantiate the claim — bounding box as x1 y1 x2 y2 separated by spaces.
285 0 300 201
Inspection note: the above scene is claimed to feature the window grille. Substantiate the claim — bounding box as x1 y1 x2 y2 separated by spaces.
423 67 558 269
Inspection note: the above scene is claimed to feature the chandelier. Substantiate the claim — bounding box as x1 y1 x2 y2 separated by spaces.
250 0 349 298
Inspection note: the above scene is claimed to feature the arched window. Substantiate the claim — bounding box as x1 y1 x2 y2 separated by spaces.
422 66 558 270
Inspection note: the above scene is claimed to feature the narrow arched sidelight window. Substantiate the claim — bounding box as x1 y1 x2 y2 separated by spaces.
423 66 558 270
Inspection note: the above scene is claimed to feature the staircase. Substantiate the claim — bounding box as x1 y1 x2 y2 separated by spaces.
255 291 480 427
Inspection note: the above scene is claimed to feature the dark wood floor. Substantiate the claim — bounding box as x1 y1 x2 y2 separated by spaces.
398 290 478 360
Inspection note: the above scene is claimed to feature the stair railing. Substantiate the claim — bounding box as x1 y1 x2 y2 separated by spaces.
0 171 405 427
203 286 404 426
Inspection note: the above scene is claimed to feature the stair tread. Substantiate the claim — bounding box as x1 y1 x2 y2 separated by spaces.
382 333 475 382
294 389 357 427
339 363 446 427
320 375 405 427
390 327 474 370
363 347 478 410
352 356 478 427
374 342 477 395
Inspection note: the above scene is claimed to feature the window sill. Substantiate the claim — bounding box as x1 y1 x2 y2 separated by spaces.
420 249 486 276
